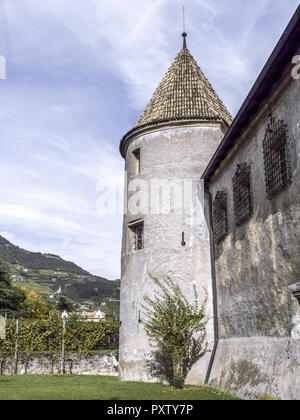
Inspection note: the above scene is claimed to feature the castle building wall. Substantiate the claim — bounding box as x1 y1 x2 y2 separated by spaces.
119 123 225 384
207 77 300 399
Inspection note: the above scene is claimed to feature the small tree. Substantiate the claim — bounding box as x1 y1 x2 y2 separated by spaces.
20 289 53 319
143 276 208 389
56 296 74 312
0 265 26 317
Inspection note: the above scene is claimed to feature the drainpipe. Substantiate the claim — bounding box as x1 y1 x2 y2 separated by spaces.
204 189 219 385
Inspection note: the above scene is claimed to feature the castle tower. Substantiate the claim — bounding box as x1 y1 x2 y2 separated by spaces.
119 33 232 384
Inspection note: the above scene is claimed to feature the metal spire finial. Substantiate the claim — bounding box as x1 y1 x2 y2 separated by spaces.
182 6 187 49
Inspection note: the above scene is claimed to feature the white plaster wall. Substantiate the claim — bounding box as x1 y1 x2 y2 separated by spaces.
208 78 300 399
119 123 224 383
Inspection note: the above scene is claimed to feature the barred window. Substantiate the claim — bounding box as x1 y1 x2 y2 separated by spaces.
212 191 228 244
263 114 291 199
128 220 144 251
134 223 144 250
232 163 253 226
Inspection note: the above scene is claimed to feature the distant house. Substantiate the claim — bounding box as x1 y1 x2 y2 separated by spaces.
10 274 26 283
76 310 106 322
95 310 106 320
49 286 63 300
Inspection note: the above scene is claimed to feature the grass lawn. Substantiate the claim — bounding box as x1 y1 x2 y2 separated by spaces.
0 375 241 400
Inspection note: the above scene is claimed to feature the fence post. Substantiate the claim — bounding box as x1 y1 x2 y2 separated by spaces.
61 319 66 374
14 319 19 375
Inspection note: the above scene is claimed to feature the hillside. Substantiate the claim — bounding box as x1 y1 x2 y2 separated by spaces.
0 236 120 317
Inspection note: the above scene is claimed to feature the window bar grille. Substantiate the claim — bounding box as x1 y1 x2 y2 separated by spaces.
135 224 144 250
232 163 253 226
263 114 292 199
212 191 228 244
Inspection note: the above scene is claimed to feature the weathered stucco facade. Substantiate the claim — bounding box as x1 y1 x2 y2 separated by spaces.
119 38 232 384
203 7 300 399
207 77 300 400
119 123 224 383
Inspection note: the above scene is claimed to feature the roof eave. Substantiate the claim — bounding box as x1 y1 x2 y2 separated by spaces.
120 117 231 158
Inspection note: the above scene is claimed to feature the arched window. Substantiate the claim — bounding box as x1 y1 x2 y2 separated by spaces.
212 191 228 244
232 163 253 226
263 114 292 199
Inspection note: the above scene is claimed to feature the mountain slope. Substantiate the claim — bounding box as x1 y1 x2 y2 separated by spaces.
0 236 89 274
0 236 120 315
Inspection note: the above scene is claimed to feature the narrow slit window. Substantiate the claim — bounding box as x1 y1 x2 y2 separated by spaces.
232 163 253 226
132 149 141 175
128 221 144 251
212 191 228 244
263 114 292 199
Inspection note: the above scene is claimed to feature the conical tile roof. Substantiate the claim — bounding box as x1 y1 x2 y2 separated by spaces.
120 44 232 157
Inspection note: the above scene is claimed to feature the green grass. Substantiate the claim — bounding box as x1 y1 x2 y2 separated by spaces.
0 375 241 400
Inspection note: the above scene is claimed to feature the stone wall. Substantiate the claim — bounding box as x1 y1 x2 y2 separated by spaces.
0 352 118 376
209 337 300 400
208 76 300 399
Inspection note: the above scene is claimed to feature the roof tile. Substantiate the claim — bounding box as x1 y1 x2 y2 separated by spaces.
136 47 232 128
120 46 232 157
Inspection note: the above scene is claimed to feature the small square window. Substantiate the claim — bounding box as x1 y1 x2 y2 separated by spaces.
128 221 144 251
132 149 141 176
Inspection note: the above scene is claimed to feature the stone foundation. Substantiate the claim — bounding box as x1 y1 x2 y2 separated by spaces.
208 337 300 400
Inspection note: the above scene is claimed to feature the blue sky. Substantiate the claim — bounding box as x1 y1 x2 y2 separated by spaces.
0 0 298 279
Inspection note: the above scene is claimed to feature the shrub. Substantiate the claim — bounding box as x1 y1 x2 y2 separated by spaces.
143 276 208 389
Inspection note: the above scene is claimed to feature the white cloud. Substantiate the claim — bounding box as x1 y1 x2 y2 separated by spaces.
0 203 87 234
0 0 298 279
0 232 16 243
0 125 123 277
